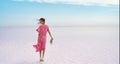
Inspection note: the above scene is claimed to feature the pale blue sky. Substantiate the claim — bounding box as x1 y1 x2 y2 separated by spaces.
0 0 119 26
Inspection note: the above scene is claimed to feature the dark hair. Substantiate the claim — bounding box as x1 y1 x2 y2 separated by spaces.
39 18 45 21
38 18 45 24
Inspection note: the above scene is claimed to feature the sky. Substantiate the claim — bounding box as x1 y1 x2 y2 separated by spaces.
0 0 119 26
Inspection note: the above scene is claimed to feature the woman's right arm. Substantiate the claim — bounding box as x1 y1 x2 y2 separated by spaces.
48 30 53 40
47 28 53 44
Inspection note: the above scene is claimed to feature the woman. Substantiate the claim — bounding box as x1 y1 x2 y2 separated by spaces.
33 18 53 62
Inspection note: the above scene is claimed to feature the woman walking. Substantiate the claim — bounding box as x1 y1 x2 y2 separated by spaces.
33 18 53 62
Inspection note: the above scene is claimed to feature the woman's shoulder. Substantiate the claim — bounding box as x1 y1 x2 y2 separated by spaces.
44 24 48 27
39 24 49 28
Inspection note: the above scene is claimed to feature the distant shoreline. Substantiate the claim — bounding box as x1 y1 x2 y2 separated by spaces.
0 25 119 28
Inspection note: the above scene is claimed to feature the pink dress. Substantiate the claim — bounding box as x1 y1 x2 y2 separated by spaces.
33 24 49 52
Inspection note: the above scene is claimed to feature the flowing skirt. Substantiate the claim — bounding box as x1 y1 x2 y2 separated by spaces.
33 36 46 52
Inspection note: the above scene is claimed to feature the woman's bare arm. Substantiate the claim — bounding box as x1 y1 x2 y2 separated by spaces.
48 30 53 44
48 30 53 39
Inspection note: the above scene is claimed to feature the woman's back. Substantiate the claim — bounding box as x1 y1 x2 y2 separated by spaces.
36 24 49 36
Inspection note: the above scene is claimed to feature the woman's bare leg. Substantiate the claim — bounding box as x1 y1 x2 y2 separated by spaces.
43 50 45 58
40 50 44 61
41 50 43 59
39 51 41 59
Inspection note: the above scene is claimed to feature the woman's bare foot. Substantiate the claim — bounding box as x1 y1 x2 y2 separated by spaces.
40 59 44 62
